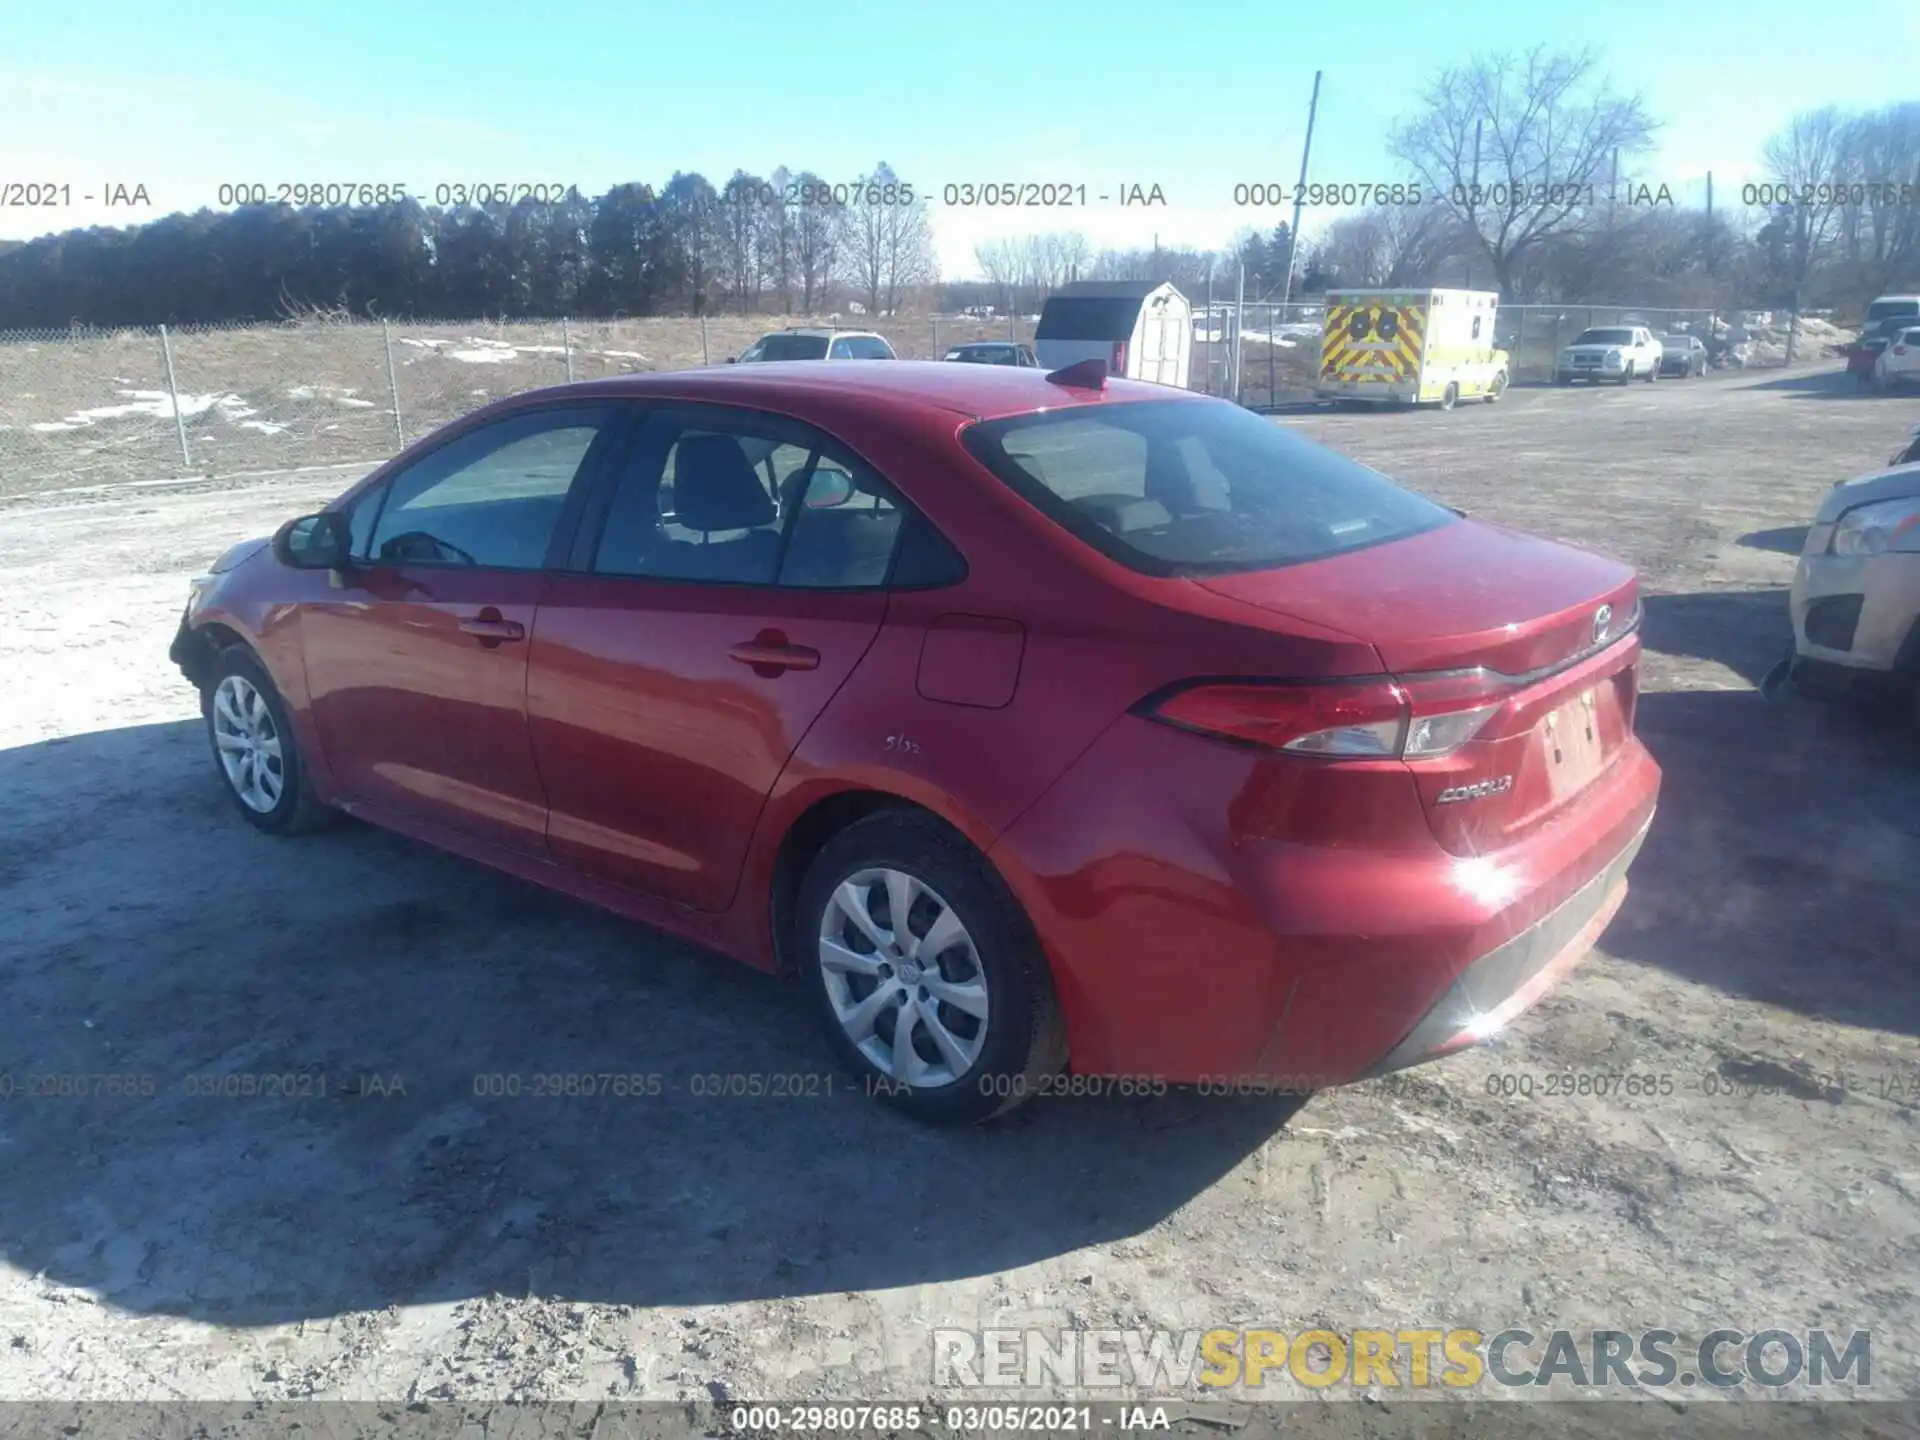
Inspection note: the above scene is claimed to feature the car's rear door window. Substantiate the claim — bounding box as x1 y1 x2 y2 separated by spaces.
961 399 1454 577
840 335 895 359
587 408 913 589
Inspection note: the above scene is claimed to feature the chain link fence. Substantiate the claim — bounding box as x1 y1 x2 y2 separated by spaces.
0 302 1843 498
0 311 1048 498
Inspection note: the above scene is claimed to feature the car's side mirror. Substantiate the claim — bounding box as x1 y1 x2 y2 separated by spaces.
274 511 352 571
806 471 858 508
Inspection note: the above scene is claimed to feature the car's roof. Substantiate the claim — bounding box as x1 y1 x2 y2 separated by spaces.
770 326 882 338
513 360 1201 421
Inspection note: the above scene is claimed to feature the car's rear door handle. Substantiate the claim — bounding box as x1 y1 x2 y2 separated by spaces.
728 640 820 673
459 610 525 645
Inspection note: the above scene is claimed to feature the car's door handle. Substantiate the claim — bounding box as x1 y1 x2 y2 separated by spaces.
728 640 820 673
459 611 525 645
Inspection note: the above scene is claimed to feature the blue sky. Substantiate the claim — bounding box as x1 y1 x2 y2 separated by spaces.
3 0 1916 277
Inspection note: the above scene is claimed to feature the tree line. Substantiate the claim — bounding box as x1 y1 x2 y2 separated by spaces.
0 164 939 329
1 49 1914 331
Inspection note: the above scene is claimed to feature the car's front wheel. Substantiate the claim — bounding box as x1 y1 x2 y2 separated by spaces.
203 646 333 834
798 811 1066 1124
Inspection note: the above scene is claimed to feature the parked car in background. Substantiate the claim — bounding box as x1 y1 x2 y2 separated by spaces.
732 328 897 363
1846 315 1917 384
1872 325 1920 391
1889 423 1920 469
1657 334 1707 377
168 362 1658 1124
1786 443 1920 728
1864 294 1920 331
1555 327 1664 385
943 341 1040 367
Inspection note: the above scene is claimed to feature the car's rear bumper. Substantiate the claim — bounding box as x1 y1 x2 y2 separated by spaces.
992 715 1662 1088
1356 816 1646 1077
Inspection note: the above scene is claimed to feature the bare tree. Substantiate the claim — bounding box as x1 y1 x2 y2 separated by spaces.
716 171 764 314
1387 46 1657 296
973 238 1022 310
759 165 796 313
1758 107 1854 301
836 163 935 314
788 170 839 315
1311 205 1463 288
1833 103 1920 296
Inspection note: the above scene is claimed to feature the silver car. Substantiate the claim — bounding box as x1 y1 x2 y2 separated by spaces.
1785 424 1920 721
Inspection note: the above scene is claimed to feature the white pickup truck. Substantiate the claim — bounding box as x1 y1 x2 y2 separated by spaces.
1555 326 1664 385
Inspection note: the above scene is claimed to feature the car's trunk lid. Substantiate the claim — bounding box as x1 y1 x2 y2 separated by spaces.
1196 519 1642 855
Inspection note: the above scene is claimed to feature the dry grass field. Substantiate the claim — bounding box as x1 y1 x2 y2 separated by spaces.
0 314 1047 496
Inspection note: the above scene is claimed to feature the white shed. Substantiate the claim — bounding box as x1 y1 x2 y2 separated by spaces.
1034 280 1193 387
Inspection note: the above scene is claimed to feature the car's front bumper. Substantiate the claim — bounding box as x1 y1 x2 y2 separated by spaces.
1790 545 1920 674
169 606 217 689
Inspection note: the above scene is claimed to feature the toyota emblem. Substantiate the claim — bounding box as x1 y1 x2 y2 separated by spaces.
1592 604 1613 644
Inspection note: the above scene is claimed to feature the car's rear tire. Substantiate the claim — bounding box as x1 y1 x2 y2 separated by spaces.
202 646 333 835
1439 382 1459 411
1485 370 1507 402
796 810 1067 1124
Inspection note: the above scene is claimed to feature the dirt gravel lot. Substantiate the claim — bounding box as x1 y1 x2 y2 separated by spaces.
2 366 1918 1418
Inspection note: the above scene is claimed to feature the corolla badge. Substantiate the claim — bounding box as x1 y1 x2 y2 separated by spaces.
1592 604 1613 645
1436 775 1515 804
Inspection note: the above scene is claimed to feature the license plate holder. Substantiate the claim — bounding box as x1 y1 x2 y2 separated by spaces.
1545 689 1606 799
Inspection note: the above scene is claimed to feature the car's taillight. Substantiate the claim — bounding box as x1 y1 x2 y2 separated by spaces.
1111 341 1128 374
1896 345 1910 355
1144 676 1501 760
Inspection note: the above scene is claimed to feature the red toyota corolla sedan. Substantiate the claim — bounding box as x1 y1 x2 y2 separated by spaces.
171 360 1660 1123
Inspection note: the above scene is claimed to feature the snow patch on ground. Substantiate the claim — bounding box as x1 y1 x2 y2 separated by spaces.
30 390 252 433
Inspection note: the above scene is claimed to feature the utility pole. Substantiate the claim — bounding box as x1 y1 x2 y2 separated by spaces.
1276 69 1323 314
1467 117 1482 290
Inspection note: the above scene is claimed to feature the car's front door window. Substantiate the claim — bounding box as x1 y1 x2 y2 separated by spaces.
368 408 611 570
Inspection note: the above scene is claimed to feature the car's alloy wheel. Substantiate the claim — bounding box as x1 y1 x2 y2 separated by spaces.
202 646 334 835
818 867 989 1085
211 673 284 813
798 811 1066 1123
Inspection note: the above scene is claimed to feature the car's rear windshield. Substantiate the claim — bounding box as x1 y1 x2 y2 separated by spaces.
960 399 1455 578
1866 300 1919 324
955 345 1016 363
754 334 830 360
1573 328 1635 344
1036 296 1142 342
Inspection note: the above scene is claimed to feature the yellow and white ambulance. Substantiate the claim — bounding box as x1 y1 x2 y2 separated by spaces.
1316 288 1509 409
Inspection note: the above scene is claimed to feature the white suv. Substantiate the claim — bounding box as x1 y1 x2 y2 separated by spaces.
1555 326 1664 385
1873 325 1920 391
730 328 897 363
